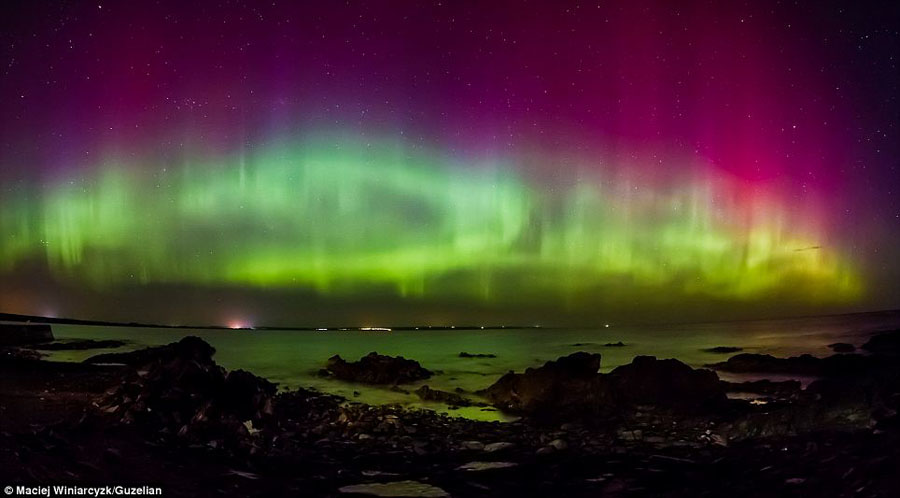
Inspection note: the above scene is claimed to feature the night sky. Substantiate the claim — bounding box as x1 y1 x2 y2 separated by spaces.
0 1 897 327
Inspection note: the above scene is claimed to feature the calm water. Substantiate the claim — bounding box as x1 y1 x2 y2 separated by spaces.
45 311 900 421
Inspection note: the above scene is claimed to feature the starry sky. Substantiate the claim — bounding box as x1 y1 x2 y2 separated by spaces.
0 1 897 327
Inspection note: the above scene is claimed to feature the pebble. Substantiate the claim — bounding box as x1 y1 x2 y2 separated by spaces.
457 461 518 471
548 439 568 451
483 442 515 452
460 440 484 451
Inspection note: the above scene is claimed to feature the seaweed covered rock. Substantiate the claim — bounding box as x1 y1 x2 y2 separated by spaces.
323 352 432 384
96 337 276 449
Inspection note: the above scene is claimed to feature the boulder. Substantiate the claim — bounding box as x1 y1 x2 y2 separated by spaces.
480 352 607 418
862 330 900 355
606 356 727 410
95 337 275 449
482 353 727 419
828 342 856 353
85 336 214 365
324 352 432 384
0 323 53 346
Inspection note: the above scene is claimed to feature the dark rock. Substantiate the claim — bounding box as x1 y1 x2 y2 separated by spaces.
84 336 215 365
323 352 432 384
702 346 743 354
603 342 626 347
606 356 727 411
414 385 485 407
30 339 127 351
722 378 876 441
482 353 726 419
721 379 802 397
458 352 497 358
706 352 873 377
480 352 606 418
862 330 900 355
95 337 275 449
0 323 53 346
828 342 856 353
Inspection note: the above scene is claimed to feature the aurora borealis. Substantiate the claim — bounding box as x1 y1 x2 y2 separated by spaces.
0 1 897 326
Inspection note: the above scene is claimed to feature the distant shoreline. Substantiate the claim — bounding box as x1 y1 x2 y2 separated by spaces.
1 308 899 333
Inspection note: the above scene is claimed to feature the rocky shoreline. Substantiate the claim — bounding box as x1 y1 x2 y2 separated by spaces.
2 330 899 497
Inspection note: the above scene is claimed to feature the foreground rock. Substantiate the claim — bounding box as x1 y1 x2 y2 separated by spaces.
324 352 432 384
0 323 53 346
96 336 276 451
482 352 726 419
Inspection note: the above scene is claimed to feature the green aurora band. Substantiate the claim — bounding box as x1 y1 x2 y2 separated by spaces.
0 137 861 312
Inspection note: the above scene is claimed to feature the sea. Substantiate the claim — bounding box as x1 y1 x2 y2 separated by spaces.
43 310 900 421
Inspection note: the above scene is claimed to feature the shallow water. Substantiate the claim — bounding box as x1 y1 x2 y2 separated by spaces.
46 311 900 421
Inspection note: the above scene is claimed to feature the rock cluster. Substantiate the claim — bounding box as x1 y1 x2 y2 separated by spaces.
322 352 433 384
96 336 276 451
482 353 727 419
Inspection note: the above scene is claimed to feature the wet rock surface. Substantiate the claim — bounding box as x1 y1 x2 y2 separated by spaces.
323 352 433 385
